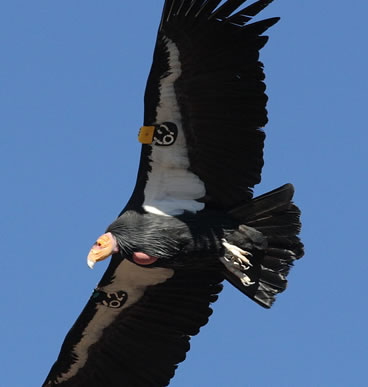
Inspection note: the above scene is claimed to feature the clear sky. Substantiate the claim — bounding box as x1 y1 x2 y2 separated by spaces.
1 1 367 386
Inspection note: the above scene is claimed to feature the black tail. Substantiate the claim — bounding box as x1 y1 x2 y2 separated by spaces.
224 184 304 308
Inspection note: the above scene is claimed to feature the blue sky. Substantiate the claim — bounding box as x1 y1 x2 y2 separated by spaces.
1 1 367 386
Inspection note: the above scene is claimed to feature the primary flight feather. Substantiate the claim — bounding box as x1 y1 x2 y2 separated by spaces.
44 1 304 386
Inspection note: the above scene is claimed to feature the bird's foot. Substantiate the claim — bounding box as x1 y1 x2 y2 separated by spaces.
220 239 255 287
221 239 253 270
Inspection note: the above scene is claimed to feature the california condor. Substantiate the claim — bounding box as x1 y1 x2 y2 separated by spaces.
43 0 304 386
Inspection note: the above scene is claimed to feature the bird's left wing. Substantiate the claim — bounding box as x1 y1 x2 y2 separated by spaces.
43 256 223 386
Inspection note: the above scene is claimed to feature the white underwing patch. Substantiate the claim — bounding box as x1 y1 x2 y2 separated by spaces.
143 37 205 216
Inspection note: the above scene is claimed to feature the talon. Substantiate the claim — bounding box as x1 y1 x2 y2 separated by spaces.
219 256 255 287
240 273 255 286
221 239 253 268
220 239 256 286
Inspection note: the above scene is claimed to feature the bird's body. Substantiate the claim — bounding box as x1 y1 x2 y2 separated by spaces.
108 210 231 265
44 1 304 386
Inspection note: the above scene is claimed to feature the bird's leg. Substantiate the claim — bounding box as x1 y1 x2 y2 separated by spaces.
221 239 253 269
220 239 255 286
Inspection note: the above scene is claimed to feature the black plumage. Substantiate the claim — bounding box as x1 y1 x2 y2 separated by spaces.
43 1 304 386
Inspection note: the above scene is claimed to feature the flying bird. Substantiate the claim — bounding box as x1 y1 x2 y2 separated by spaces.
43 0 304 386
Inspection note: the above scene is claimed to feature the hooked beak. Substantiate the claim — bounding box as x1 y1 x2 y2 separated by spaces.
87 232 118 269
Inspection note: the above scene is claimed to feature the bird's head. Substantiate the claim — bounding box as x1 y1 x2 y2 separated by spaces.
87 229 158 269
87 232 119 269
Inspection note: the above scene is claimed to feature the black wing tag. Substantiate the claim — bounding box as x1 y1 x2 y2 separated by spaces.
91 289 128 309
138 122 178 146
152 122 178 146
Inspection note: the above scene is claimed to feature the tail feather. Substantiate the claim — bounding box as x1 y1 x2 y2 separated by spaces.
228 183 295 221
223 184 304 308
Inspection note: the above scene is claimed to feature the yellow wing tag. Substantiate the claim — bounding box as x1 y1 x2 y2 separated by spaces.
138 126 155 144
138 123 178 146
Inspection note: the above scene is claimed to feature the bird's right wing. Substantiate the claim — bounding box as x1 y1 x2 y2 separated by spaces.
43 257 223 386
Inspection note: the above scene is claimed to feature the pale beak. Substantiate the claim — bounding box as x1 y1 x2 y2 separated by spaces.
87 232 118 269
